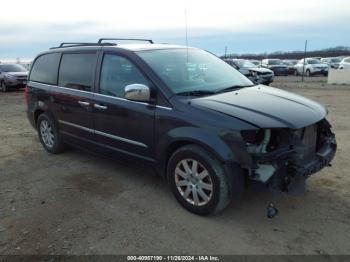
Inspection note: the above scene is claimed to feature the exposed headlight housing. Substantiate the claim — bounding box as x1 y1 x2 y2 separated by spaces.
249 70 257 77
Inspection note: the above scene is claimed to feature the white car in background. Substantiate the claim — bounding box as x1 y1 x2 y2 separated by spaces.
294 58 329 76
320 57 342 69
339 57 350 69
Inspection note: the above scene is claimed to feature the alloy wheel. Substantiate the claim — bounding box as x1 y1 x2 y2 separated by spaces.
174 159 213 206
40 119 55 148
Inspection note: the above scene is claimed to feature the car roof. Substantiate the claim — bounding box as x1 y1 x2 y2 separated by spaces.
113 43 189 51
37 43 196 58
48 43 191 52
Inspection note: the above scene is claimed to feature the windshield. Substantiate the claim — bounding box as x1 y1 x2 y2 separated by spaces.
0 64 27 72
283 60 297 65
307 59 321 64
268 59 282 65
331 58 341 63
137 48 253 95
234 60 257 68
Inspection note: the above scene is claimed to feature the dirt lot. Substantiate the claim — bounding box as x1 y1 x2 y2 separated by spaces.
0 76 350 255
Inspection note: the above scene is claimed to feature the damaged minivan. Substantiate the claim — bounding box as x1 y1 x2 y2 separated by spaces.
26 39 337 216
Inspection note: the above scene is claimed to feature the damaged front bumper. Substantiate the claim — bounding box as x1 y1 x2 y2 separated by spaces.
291 136 336 178
244 119 337 194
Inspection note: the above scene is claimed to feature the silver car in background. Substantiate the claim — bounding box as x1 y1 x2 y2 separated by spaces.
224 59 274 85
294 58 329 76
321 57 342 69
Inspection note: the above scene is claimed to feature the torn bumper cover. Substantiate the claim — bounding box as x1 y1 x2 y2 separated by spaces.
291 136 336 178
243 120 337 194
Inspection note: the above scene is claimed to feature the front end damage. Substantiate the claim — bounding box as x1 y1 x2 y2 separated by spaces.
241 119 337 198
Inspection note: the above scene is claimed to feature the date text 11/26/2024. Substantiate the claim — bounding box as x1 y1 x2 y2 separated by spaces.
127 255 220 261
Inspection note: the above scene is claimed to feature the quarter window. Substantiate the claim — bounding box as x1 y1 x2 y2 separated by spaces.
58 53 96 91
99 54 148 98
30 53 61 85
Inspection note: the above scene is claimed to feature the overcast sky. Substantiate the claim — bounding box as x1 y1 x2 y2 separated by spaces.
0 0 349 58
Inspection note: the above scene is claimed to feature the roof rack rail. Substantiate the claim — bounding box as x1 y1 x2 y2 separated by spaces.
50 38 154 50
98 38 154 44
50 42 117 49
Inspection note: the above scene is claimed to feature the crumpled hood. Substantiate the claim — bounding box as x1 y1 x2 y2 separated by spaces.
5 72 28 77
247 67 273 73
191 85 327 129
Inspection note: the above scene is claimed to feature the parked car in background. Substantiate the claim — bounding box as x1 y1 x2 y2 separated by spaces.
224 59 274 85
294 58 329 76
0 64 28 92
249 60 261 67
282 59 298 75
321 57 341 69
261 59 288 76
339 57 350 69
21 63 32 70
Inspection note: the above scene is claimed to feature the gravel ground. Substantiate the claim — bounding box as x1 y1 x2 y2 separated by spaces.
0 76 350 255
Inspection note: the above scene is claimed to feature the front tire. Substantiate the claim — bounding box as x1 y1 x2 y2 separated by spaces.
1 82 8 92
37 113 65 154
167 145 231 215
305 70 311 77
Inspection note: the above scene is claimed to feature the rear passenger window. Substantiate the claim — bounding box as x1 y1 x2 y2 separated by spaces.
58 53 96 91
30 53 61 85
99 54 148 98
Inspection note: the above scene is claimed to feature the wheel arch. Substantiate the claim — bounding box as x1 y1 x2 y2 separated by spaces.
155 127 237 177
34 108 45 125
33 100 53 126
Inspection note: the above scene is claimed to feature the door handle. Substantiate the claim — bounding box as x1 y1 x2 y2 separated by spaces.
94 103 108 110
78 101 90 107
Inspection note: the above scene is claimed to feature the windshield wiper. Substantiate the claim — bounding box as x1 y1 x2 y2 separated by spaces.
176 90 216 97
214 85 255 94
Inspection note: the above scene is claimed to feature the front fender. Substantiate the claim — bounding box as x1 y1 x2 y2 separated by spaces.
156 126 236 165
155 126 249 197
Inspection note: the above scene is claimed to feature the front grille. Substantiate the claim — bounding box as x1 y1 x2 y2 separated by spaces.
301 124 317 163
16 76 27 80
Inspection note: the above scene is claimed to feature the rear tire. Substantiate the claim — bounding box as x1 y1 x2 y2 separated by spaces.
37 113 65 154
167 145 231 215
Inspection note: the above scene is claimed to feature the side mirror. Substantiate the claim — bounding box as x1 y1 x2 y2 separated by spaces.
124 84 150 102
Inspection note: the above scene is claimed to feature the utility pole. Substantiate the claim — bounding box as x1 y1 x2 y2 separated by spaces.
302 40 308 82
224 46 227 58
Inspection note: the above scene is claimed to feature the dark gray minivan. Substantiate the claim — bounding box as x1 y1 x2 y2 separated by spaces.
26 39 337 216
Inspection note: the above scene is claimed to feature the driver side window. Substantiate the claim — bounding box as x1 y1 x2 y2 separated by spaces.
99 54 148 98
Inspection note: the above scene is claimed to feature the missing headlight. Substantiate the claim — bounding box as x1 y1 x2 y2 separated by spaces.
241 129 283 154
240 129 264 144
